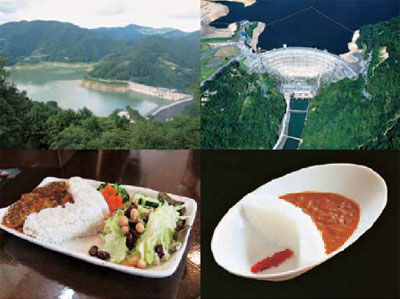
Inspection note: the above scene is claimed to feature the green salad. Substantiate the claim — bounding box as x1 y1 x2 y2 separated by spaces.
88 187 188 269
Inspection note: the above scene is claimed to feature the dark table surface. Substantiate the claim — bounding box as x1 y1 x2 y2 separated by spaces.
201 150 399 299
0 150 200 299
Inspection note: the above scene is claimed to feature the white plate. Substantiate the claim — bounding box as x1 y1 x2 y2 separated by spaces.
0 177 197 278
211 164 387 281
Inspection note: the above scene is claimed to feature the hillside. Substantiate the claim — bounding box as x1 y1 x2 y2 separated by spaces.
89 31 200 90
201 61 285 149
0 21 199 90
300 16 400 149
0 21 125 65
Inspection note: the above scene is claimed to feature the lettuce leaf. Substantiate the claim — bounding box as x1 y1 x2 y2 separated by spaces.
136 203 180 265
101 209 128 263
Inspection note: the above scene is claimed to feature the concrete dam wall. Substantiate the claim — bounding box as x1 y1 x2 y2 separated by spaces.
246 47 358 84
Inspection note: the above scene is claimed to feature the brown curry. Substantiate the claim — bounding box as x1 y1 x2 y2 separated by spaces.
280 192 360 254
2 181 74 231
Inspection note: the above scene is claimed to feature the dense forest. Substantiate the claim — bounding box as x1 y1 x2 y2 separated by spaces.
362 117 400 149
201 61 285 149
0 21 123 65
0 60 200 149
0 21 199 90
89 32 200 91
300 16 400 149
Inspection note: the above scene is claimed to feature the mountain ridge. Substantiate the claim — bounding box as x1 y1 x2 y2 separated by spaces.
92 23 188 41
0 20 199 90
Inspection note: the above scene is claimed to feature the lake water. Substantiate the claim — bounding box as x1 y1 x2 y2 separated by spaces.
9 65 166 117
212 0 399 54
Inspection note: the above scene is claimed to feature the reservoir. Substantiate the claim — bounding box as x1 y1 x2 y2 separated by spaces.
212 0 399 54
9 64 167 117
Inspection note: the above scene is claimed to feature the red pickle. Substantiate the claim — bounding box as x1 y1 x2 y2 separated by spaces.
251 249 294 273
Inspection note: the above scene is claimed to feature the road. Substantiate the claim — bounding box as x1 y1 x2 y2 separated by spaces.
200 53 244 87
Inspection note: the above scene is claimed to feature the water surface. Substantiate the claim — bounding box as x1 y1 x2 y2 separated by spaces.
290 99 309 110
212 0 399 54
283 138 300 150
288 112 307 138
9 65 166 117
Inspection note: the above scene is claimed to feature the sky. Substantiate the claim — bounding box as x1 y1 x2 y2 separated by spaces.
0 0 199 31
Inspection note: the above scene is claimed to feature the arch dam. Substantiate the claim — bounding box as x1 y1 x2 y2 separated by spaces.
241 46 360 149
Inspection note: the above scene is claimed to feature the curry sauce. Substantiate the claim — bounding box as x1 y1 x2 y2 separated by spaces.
2 181 74 230
280 192 360 254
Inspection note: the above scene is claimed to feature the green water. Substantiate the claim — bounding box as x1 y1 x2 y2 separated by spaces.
290 99 309 110
283 99 309 149
288 112 307 138
9 65 167 117
283 138 300 150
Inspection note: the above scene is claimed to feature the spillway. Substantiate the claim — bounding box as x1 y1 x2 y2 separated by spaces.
240 46 359 149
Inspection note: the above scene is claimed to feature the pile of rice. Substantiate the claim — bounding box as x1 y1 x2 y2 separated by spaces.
23 177 109 244
241 194 327 266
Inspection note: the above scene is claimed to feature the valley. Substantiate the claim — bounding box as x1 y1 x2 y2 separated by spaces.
0 20 199 119
200 0 400 149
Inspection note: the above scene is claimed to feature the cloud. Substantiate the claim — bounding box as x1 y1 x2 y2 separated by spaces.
96 1 129 16
0 0 199 31
170 11 200 20
0 0 28 14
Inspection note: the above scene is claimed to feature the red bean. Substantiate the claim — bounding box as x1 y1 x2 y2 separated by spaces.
126 233 135 250
97 251 110 260
155 245 164 258
89 245 98 256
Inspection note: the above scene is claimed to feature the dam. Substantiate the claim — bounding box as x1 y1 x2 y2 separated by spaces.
241 45 360 149
245 47 358 87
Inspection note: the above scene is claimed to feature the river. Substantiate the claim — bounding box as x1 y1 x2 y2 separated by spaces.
212 0 399 54
9 64 167 117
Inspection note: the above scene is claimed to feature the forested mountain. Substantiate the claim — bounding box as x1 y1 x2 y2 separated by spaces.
0 21 125 65
0 59 200 149
201 62 285 149
300 16 400 149
89 31 200 90
0 20 199 89
93 24 187 41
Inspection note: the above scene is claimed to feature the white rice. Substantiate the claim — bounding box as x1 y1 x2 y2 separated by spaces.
23 177 109 244
241 194 327 267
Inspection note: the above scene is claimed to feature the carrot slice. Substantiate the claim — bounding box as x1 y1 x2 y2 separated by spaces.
101 185 118 200
107 195 124 213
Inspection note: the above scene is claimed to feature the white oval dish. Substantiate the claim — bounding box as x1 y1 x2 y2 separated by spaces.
0 177 197 278
211 164 387 281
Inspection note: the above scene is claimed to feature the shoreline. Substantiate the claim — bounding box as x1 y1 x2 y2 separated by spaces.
4 61 95 71
201 0 236 39
250 22 266 52
201 0 257 40
225 0 256 7
339 29 369 75
339 30 360 58
80 78 190 101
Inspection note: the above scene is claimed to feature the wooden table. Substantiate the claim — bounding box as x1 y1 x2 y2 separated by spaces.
0 150 200 299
